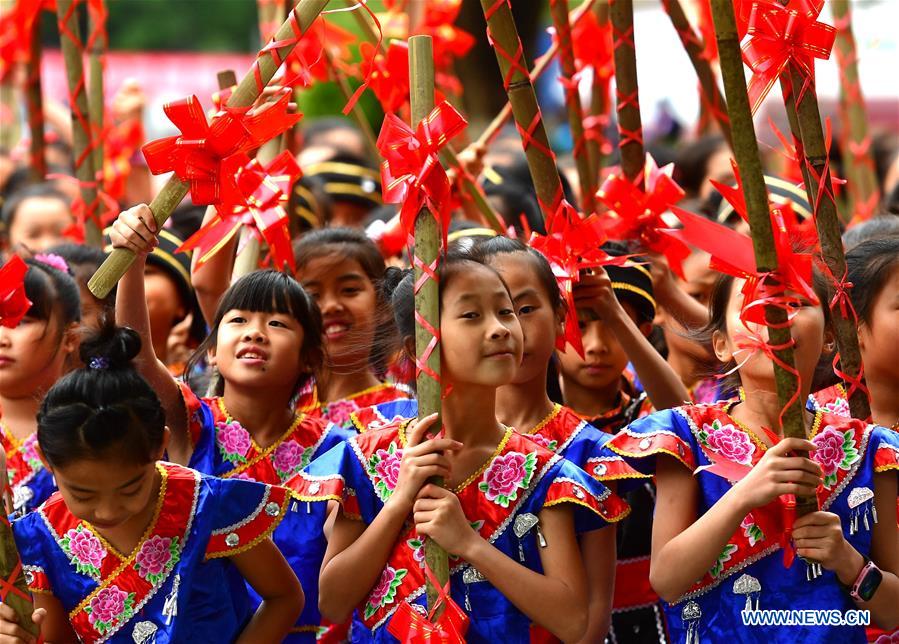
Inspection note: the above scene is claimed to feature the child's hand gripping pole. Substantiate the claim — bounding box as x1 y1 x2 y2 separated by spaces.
86 0 330 300
0 511 39 639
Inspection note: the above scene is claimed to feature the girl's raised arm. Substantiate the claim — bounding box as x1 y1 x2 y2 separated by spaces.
110 205 191 465
189 206 237 327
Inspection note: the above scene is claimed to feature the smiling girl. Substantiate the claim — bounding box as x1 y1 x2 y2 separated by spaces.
2 324 301 643
109 204 352 641
293 253 629 642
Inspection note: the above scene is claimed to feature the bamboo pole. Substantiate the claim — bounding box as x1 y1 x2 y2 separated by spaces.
25 16 46 179
661 0 732 150
609 0 644 186
709 0 812 516
832 0 880 223
0 80 18 150
475 0 597 151
549 0 596 213
408 35 448 616
88 0 330 299
87 0 106 186
478 0 564 218
56 0 101 246
0 514 38 638
784 63 871 421
585 0 610 179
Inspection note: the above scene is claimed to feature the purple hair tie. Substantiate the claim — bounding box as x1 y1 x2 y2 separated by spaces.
34 253 71 274
88 357 109 370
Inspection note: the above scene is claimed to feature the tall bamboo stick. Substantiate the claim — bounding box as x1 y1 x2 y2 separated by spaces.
87 0 106 185
609 0 643 186
0 514 37 637
56 0 101 246
88 0 330 299
25 15 46 179
549 0 596 212
585 0 611 179
478 0 564 218
661 0 732 150
832 0 880 223
784 63 870 422
408 35 448 616
709 0 812 516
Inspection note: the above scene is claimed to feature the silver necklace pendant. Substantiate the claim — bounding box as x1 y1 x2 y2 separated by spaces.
681 601 701 644
733 573 762 612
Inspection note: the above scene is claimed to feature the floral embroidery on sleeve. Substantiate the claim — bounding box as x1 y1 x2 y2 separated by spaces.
134 536 181 586
368 442 403 502
478 451 537 508
710 543 738 578
216 420 253 465
364 565 407 619
85 586 135 635
406 537 425 567
699 420 755 465
812 425 860 488
740 514 765 546
60 525 107 578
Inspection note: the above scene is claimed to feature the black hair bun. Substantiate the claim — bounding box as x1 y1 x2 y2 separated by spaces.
78 322 142 369
379 266 411 302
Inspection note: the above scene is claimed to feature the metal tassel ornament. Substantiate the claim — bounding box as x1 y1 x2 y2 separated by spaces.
682 601 701 644
733 574 762 612
513 513 540 562
162 574 181 625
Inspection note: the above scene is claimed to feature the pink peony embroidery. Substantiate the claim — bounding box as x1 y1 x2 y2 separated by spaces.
134 535 180 585
368 442 404 501
812 425 859 488
364 565 407 619
20 434 42 470
325 399 359 426
272 440 308 481
529 433 559 452
216 420 252 464
62 526 106 577
478 451 537 508
823 397 850 418
702 420 755 465
86 586 134 634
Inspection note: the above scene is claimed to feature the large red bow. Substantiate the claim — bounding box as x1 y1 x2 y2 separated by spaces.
595 155 690 277
284 18 355 88
0 256 31 329
571 8 613 79
422 0 475 80
142 90 300 207
739 0 835 115
528 201 629 358
179 151 301 272
0 0 54 81
350 40 411 115
377 100 467 248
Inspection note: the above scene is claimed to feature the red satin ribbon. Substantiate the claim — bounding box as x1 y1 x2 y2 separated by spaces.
178 150 301 271
386 556 469 644
284 17 354 89
0 0 54 81
739 0 836 115
350 40 410 115
376 100 467 250
595 155 690 277
141 90 300 208
0 256 32 329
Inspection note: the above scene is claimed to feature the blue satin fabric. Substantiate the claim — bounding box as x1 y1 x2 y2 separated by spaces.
11 468 279 642
619 408 899 643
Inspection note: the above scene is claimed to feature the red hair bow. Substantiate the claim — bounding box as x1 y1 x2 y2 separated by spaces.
0 256 31 329
528 201 629 358
179 150 301 272
141 90 300 207
377 100 467 248
595 155 690 277
738 0 835 114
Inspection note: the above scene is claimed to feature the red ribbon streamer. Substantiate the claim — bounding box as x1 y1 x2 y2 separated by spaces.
141 89 300 208
739 0 836 115
0 256 32 329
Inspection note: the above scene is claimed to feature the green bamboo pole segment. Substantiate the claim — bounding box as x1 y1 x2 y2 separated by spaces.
56 0 101 247
784 64 870 422
586 0 610 179
832 0 880 222
0 517 38 638
661 0 732 150
709 0 813 513
88 0 329 299
0 81 19 150
550 0 596 213
409 35 448 616
87 0 106 183
26 16 46 180
610 0 644 187
478 0 564 218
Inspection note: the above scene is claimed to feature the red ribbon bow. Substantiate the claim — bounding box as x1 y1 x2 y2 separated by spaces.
571 8 613 79
348 40 411 115
179 150 301 272
422 0 475 80
0 256 31 329
528 200 629 358
142 90 300 207
595 155 690 277
377 100 467 248
284 19 355 88
739 0 835 115
0 0 54 81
